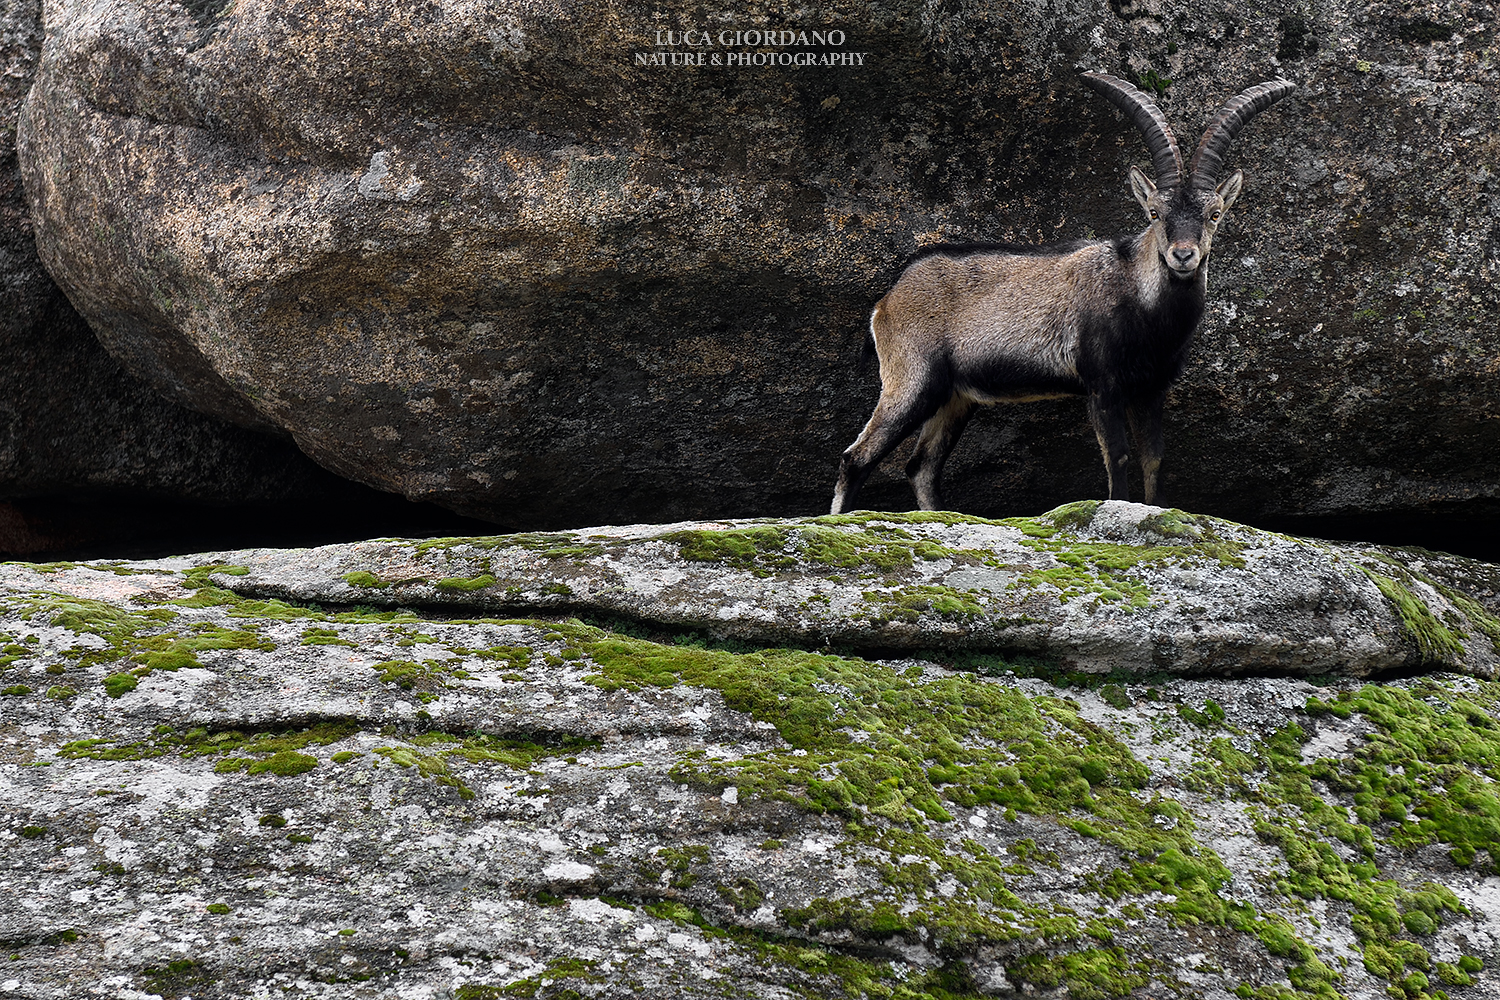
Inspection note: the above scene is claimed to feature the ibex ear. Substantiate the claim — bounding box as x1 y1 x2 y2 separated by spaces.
1216 170 1244 210
1128 165 1156 211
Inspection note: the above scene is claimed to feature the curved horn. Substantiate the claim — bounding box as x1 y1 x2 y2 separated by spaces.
1188 79 1298 186
1079 71 1184 188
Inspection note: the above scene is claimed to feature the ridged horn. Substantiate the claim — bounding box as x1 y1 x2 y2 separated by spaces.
1188 79 1298 186
1079 71 1184 188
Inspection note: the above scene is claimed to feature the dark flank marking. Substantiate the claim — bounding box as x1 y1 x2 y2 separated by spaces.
960 353 1085 399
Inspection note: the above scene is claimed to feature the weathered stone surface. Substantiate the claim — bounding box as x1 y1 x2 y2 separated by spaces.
1 0 446 550
216 501 1500 679
16 0 1500 527
4 514 1500 997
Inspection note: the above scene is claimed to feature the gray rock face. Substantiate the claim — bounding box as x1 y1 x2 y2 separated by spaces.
16 0 1500 526
4 511 1500 997
0 0 413 548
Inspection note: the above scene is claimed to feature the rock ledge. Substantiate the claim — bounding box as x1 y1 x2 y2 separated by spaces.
2 507 1500 999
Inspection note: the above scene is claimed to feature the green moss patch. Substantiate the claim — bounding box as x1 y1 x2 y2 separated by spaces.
579 626 1157 829
244 750 319 776
373 745 474 798
372 657 470 693
958 504 1253 609
666 523 956 577
142 958 214 995
451 643 530 671
301 627 357 647
52 719 585 798
0 635 31 673
1354 550 1500 662
1007 946 1150 999
436 574 497 592
103 673 137 698
1436 585 1500 654
1301 683 1500 866
132 624 274 670
18 594 177 667
568 623 1327 976
367 731 597 800
58 721 357 768
667 525 796 573
414 532 605 559
455 957 602 998
438 731 598 769
1223 680 1500 995
341 571 388 589
1361 569 1465 665
181 563 249 587
859 585 986 626
175 586 325 619
1044 500 1103 531
13 591 275 697
632 898 997 998
1135 509 1248 567
811 510 997 528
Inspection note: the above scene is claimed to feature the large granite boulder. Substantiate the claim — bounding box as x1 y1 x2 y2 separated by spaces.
2 0 471 558
16 0 1500 528
4 508 1500 997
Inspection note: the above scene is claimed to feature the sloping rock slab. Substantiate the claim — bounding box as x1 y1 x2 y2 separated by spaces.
212 501 1500 678
4 542 1500 998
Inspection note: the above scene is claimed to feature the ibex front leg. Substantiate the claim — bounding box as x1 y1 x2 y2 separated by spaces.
1088 392 1133 501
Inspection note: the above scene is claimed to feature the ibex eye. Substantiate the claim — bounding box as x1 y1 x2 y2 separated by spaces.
1150 211 1159 220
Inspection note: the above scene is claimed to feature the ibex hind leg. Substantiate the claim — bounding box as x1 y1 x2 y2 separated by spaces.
831 390 948 514
1127 394 1166 506
1087 393 1133 501
905 397 976 511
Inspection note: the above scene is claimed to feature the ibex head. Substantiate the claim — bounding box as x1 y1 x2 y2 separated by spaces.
1081 73 1297 279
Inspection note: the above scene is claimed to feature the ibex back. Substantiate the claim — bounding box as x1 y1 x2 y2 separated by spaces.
830 72 1295 515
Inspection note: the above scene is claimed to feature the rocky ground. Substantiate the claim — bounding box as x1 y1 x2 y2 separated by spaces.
4 504 1500 998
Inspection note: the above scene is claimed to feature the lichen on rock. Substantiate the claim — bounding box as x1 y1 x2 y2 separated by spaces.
2 510 1500 997
214 502 1500 678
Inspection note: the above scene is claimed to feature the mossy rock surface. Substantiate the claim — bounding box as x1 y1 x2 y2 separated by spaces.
210 502 1500 678
2 518 1500 997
